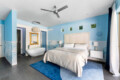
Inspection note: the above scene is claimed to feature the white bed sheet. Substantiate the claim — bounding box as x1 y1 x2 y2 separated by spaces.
43 47 89 77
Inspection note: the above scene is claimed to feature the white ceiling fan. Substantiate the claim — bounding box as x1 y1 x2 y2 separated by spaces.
41 5 68 18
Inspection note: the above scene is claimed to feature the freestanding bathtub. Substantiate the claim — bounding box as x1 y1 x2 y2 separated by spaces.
26 48 45 57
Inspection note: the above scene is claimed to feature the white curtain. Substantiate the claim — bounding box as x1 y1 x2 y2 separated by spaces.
110 3 120 76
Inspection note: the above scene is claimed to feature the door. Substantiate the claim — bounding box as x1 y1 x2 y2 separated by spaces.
41 31 46 50
17 30 21 55
0 26 2 58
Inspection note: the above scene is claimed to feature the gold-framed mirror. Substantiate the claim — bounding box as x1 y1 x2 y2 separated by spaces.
30 32 39 45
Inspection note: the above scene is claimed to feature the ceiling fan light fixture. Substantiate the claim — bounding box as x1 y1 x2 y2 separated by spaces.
53 5 57 9
32 27 40 32
32 21 40 25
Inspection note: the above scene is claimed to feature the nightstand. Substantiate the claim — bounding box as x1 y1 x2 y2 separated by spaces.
89 50 105 62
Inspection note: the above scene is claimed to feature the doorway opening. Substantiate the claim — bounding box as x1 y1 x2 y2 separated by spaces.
17 29 21 56
17 27 26 57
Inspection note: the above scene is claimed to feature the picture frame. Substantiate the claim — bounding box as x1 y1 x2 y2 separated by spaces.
79 26 83 30
91 24 96 28
29 32 39 45
70 27 72 31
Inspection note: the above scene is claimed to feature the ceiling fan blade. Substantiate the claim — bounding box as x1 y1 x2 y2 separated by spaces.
41 9 53 12
55 13 60 18
58 5 68 12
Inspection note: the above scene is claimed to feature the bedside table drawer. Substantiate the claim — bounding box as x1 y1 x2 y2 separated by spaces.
90 51 103 59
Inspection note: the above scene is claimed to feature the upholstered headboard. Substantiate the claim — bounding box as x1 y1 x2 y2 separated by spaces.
64 32 90 44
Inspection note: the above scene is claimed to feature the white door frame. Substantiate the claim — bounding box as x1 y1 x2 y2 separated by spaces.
0 24 4 58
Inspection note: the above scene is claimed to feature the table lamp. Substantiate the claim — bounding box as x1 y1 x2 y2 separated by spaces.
59 41 62 47
93 41 98 51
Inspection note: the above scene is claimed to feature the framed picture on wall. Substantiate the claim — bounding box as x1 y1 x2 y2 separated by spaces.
29 32 39 45
61 28 64 32
79 26 83 30
91 24 96 28
70 27 72 31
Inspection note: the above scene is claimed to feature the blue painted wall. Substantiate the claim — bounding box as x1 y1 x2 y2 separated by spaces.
0 20 4 25
4 10 17 41
4 11 12 41
4 10 17 65
12 10 17 41
48 14 108 42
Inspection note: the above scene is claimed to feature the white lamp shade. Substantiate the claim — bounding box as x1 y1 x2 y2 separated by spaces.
93 41 98 46
32 27 40 32
59 41 62 44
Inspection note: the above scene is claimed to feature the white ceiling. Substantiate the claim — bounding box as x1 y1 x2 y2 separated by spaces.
0 0 114 27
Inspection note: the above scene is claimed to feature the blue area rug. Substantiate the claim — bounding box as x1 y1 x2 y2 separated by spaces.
30 61 104 80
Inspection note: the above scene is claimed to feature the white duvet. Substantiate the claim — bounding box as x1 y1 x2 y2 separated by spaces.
43 48 89 77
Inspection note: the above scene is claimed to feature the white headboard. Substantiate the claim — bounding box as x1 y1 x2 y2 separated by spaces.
64 32 90 44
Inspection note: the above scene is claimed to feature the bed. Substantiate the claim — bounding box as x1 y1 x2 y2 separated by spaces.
43 32 90 77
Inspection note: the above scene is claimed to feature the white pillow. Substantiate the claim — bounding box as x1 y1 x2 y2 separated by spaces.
64 44 74 48
74 44 88 50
